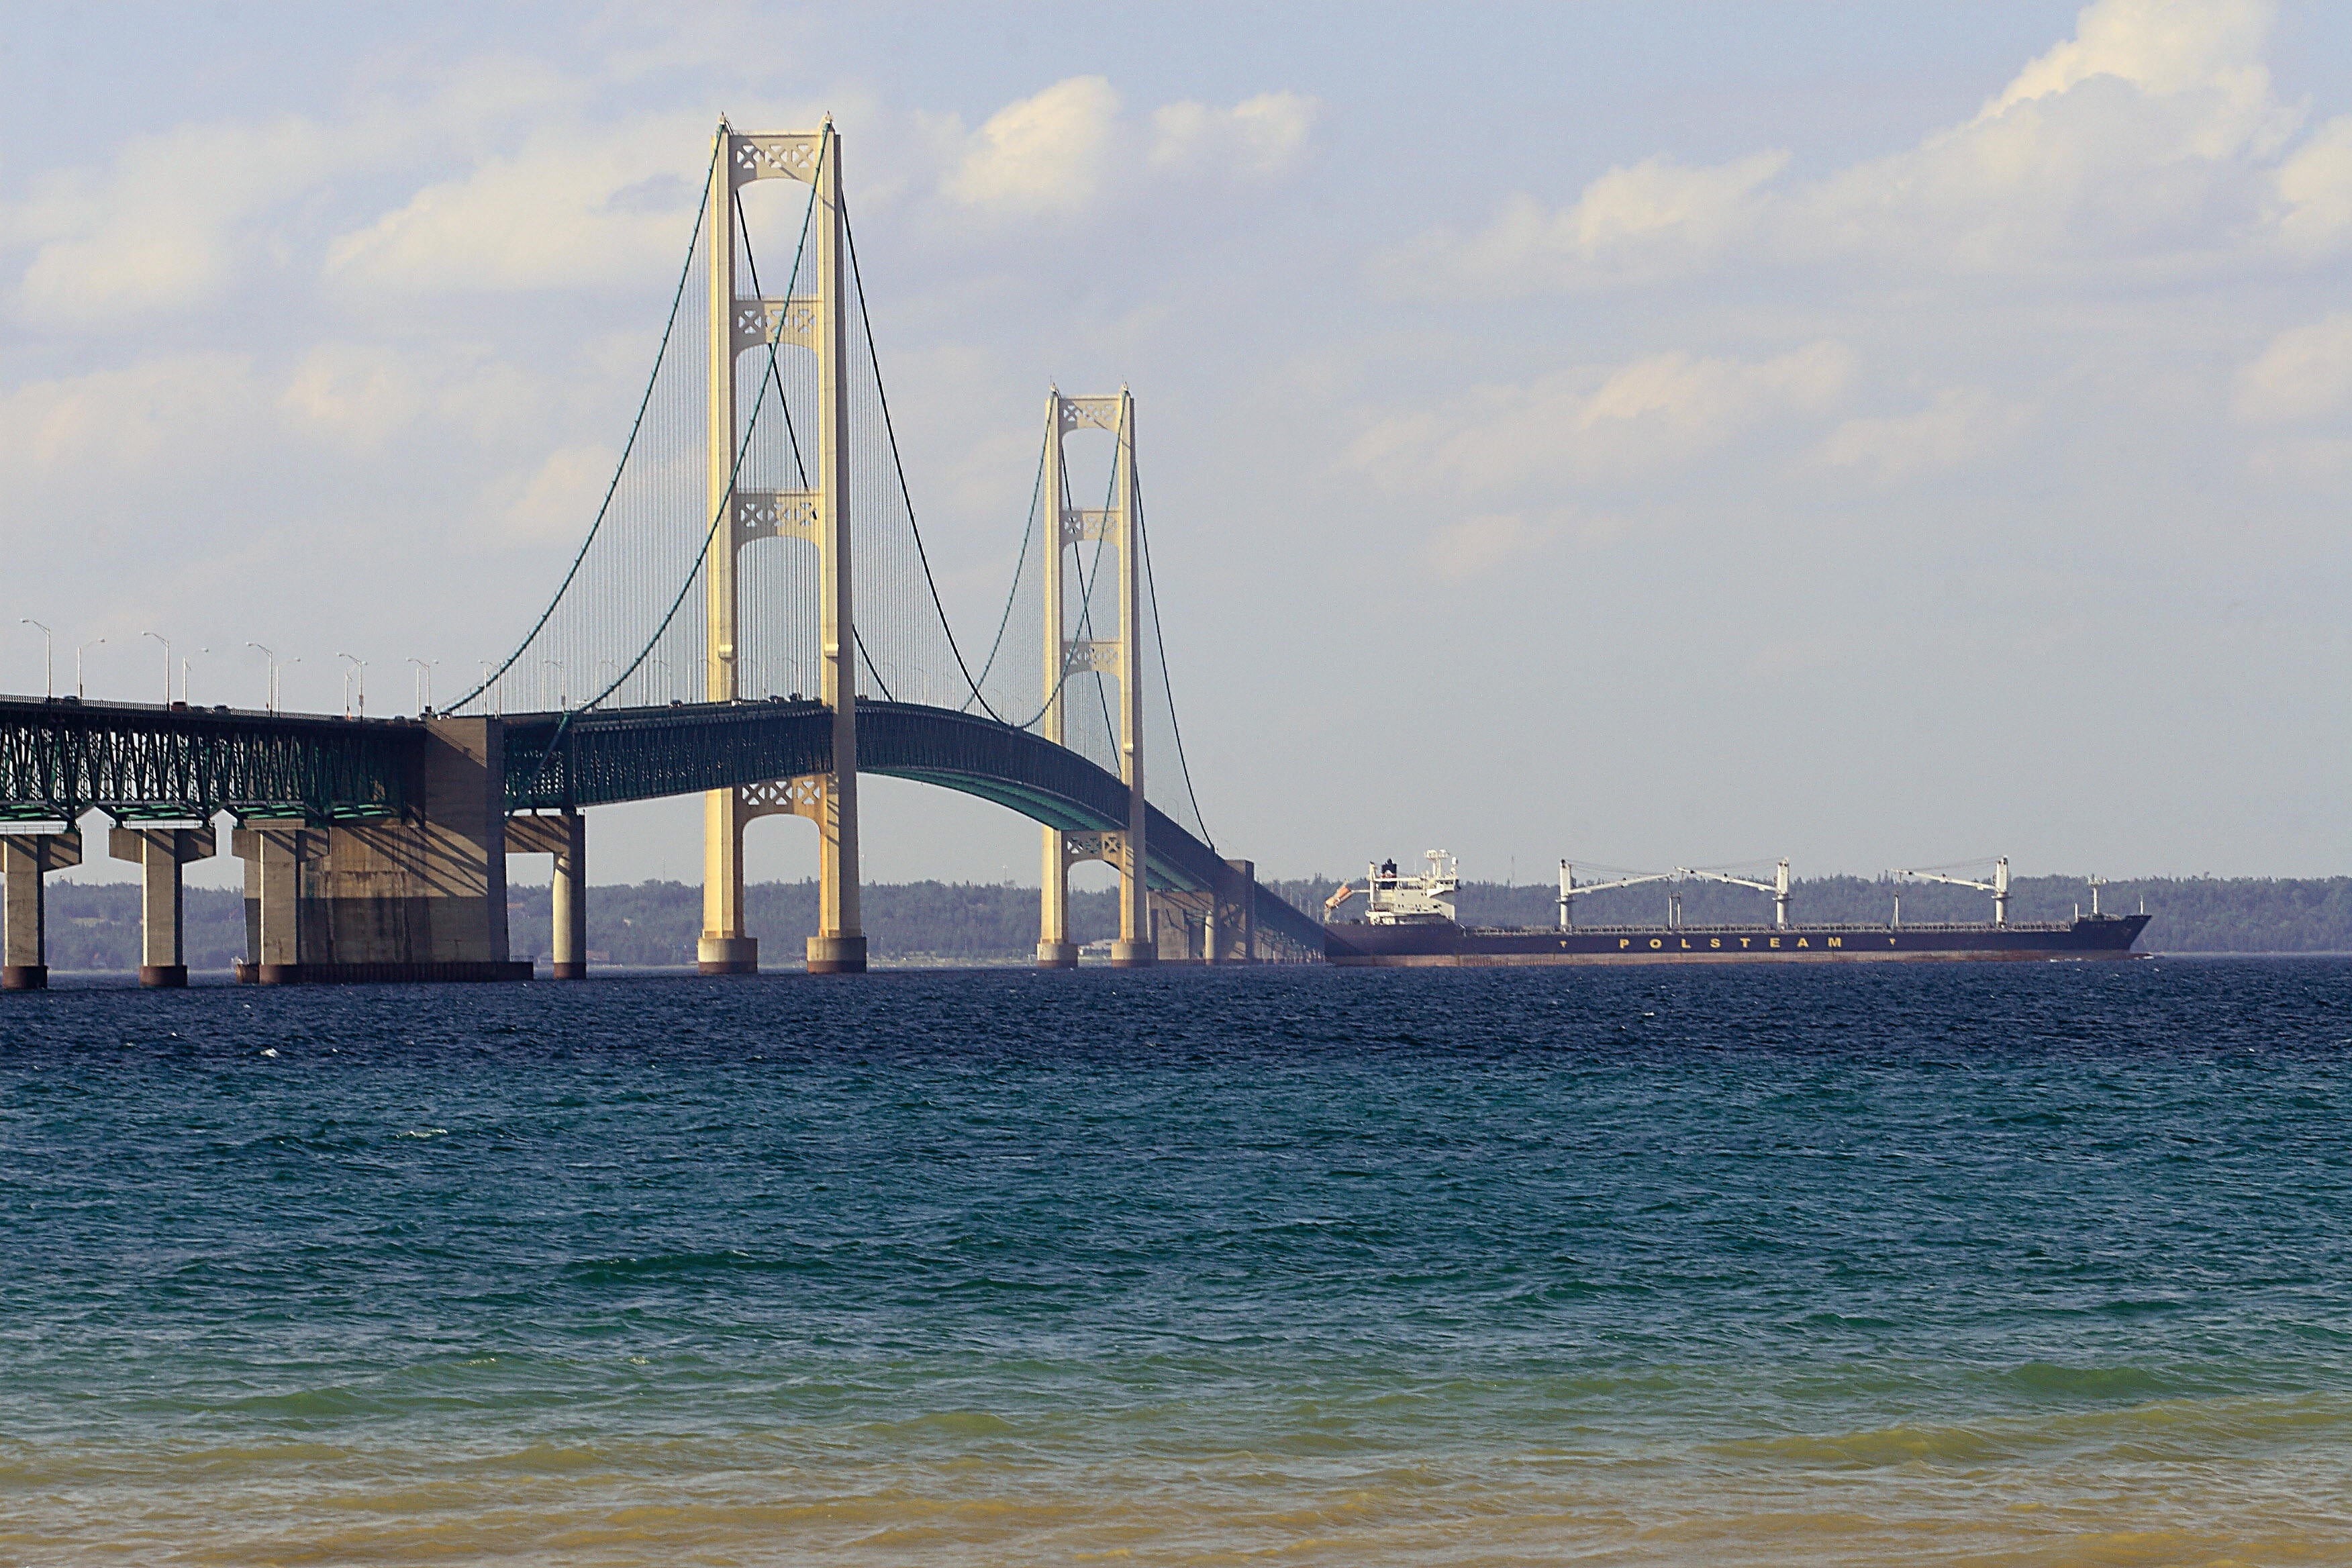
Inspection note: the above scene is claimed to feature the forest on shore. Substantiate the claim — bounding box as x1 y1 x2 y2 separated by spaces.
32 872 2352 973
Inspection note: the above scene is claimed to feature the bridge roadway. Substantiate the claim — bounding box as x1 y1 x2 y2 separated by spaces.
0 693 1322 952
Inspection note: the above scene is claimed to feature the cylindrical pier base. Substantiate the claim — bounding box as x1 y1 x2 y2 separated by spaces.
138 965 189 988
1 965 48 991
807 934 867 974
550 961 587 981
1109 940 1157 969
697 936 758 975
1036 940 1078 969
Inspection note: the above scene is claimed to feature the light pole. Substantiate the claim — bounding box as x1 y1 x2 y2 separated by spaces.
142 632 171 703
407 658 438 716
337 652 366 718
246 642 279 712
75 637 104 699
181 648 209 705
542 658 565 712
18 620 52 699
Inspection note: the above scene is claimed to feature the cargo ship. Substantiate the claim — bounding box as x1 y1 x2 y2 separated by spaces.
1322 852 2150 965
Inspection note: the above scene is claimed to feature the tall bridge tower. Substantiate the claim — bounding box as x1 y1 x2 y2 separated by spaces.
1036 388 1155 969
697 117 866 976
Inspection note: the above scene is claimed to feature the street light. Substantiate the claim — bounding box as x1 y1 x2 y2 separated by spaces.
246 642 281 712
75 637 104 699
337 652 366 718
542 658 565 712
181 648 209 705
142 632 171 704
407 657 438 716
18 620 52 699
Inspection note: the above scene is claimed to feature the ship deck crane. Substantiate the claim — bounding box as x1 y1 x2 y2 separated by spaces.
1891 856 2010 926
1683 861 1793 928
1557 863 1675 930
1558 861 1790 930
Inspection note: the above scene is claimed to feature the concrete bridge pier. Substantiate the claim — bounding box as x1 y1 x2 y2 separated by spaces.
1221 859 1257 964
1 829 80 990
233 718 528 985
109 825 217 986
506 812 587 978
234 822 311 983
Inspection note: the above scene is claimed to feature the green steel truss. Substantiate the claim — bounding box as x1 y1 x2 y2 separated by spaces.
503 699 1326 946
0 697 413 824
0 694 1322 947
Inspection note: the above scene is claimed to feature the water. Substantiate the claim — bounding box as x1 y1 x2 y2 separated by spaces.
5 959 2352 1565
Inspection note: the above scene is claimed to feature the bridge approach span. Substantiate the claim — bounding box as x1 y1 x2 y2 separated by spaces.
0 695 1323 954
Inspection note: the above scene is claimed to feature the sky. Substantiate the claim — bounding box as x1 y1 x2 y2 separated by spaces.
7 0 2352 891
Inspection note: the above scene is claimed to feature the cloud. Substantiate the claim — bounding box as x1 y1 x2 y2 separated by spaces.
325 115 710 292
1150 92 1318 177
2235 312 2352 424
1353 342 1855 498
936 78 1320 217
3 60 587 326
1417 152 1788 291
1815 388 2033 483
0 353 265 483
940 77 1124 215
6 117 342 326
1398 0 2318 289
497 443 620 544
1427 509 1629 581
2272 115 2352 256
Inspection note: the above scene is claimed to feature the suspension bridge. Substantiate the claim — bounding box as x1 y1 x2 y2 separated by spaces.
0 119 1324 988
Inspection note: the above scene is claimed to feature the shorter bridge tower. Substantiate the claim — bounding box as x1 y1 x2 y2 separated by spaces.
1036 387 1154 969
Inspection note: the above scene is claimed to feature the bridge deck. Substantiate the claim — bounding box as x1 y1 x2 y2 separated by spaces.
0 695 1323 948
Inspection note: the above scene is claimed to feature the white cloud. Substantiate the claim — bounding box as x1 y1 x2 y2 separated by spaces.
2273 115 2352 256
6 117 342 326
1815 388 2033 483
1150 93 1318 177
940 77 1124 215
937 78 1320 217
279 344 432 452
497 443 620 544
1426 509 1629 581
1401 0 2318 289
1427 152 1788 291
1353 342 1855 497
325 115 709 293
0 353 265 483
2235 311 2352 424
3 61 587 326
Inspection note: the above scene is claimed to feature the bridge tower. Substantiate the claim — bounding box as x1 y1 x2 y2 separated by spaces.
697 117 867 976
1036 388 1154 969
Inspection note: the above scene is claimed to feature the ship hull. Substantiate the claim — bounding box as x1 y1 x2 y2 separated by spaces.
1324 915 2151 965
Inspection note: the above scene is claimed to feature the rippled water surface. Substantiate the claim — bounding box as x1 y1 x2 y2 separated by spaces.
5 958 2352 1565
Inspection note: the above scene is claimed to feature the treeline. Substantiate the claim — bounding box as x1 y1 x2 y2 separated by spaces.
36 873 2352 973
